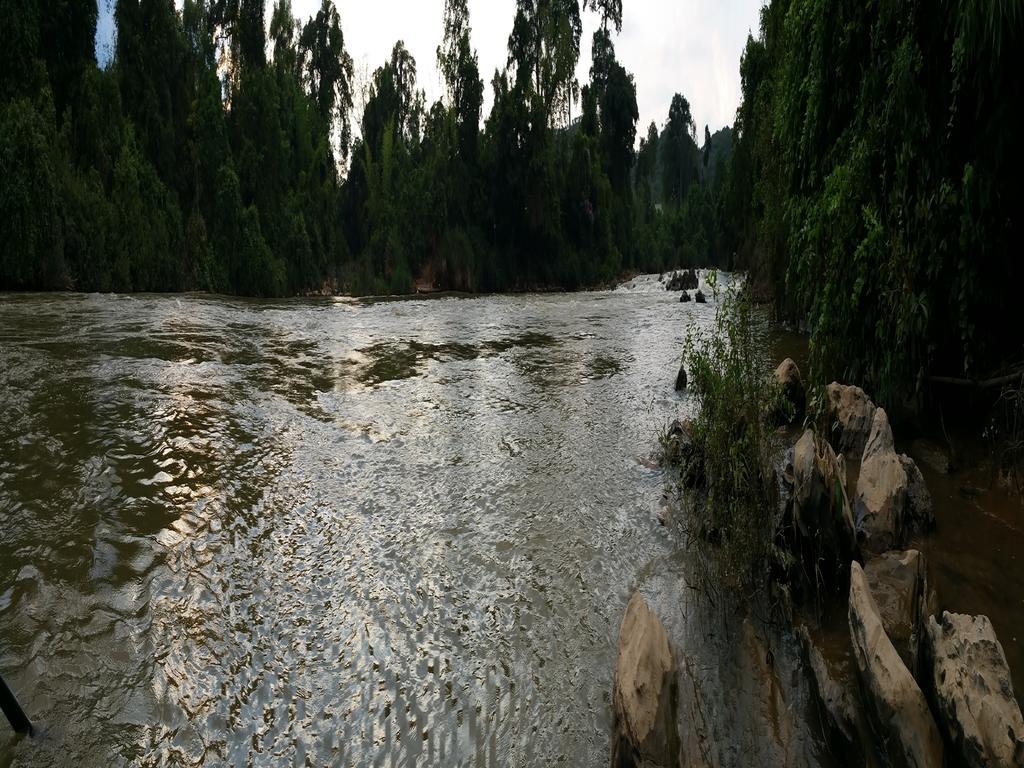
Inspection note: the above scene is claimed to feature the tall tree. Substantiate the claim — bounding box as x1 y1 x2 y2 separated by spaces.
662 93 697 206
507 0 582 125
298 0 354 163
437 0 483 163
583 0 622 33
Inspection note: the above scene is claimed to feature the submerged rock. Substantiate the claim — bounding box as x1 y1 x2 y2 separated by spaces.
796 625 865 752
774 358 806 424
864 550 932 679
825 383 877 457
911 438 954 475
674 364 687 391
848 562 944 768
791 430 857 582
612 592 679 768
925 612 1024 768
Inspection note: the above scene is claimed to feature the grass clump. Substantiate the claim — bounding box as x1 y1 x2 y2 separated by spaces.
680 275 784 597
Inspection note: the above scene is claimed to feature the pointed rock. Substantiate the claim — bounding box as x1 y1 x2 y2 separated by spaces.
825 383 877 457
849 562 943 768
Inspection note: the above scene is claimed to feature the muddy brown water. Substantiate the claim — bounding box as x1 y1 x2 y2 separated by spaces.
0 277 1019 766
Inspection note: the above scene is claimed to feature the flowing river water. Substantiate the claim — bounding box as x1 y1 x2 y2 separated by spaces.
2 277 1021 767
0 277 741 767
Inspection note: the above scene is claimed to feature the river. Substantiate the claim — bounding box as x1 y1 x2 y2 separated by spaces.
8 279 1020 767
0 277 787 767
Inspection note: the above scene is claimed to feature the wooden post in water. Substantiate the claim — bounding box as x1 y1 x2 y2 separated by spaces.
0 673 33 736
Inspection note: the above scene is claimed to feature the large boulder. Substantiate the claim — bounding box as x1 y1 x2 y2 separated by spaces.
825 383 877 457
925 612 1024 768
612 592 679 768
791 430 857 581
774 358 806 423
848 562 944 768
854 409 934 554
864 550 932 679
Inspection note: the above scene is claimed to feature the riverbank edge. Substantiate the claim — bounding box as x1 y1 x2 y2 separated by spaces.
610 344 1024 766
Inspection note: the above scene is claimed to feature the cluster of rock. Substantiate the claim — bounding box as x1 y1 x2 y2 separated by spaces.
771 366 1024 768
624 357 1024 767
662 269 699 292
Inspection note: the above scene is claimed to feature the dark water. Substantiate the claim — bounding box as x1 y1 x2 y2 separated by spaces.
1 276 790 767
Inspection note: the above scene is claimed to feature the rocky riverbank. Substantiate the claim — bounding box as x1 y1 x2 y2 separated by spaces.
612 352 1024 767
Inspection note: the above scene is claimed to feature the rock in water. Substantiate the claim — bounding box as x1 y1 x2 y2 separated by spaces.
791 430 857 582
855 409 908 553
612 592 679 768
848 562 944 768
864 550 932 679
694 290 706 304
679 292 691 303
674 364 687 391
911 438 954 474
796 625 865 752
899 454 935 536
825 383 877 457
925 612 1024 768
854 409 934 554
774 358 806 423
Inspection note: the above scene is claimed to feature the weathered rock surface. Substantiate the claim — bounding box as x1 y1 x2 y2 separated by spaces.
925 612 1024 768
899 454 935 536
774 358 806 423
791 430 857 580
864 550 930 678
825 383 877 457
674 364 687 391
848 562 944 768
612 592 679 768
854 409 934 553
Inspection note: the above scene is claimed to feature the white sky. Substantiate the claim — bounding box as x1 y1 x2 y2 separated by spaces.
97 0 765 139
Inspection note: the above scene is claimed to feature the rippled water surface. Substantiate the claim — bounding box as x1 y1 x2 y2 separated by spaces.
0 278 732 766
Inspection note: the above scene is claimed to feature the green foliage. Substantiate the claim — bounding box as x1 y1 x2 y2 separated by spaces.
0 95 65 288
726 0 1024 404
0 0 734 296
682 278 781 594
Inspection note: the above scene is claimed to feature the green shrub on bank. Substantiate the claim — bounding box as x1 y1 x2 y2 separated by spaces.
682 277 782 595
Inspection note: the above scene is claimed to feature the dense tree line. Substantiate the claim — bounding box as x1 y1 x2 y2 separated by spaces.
723 0 1024 404
0 0 730 297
